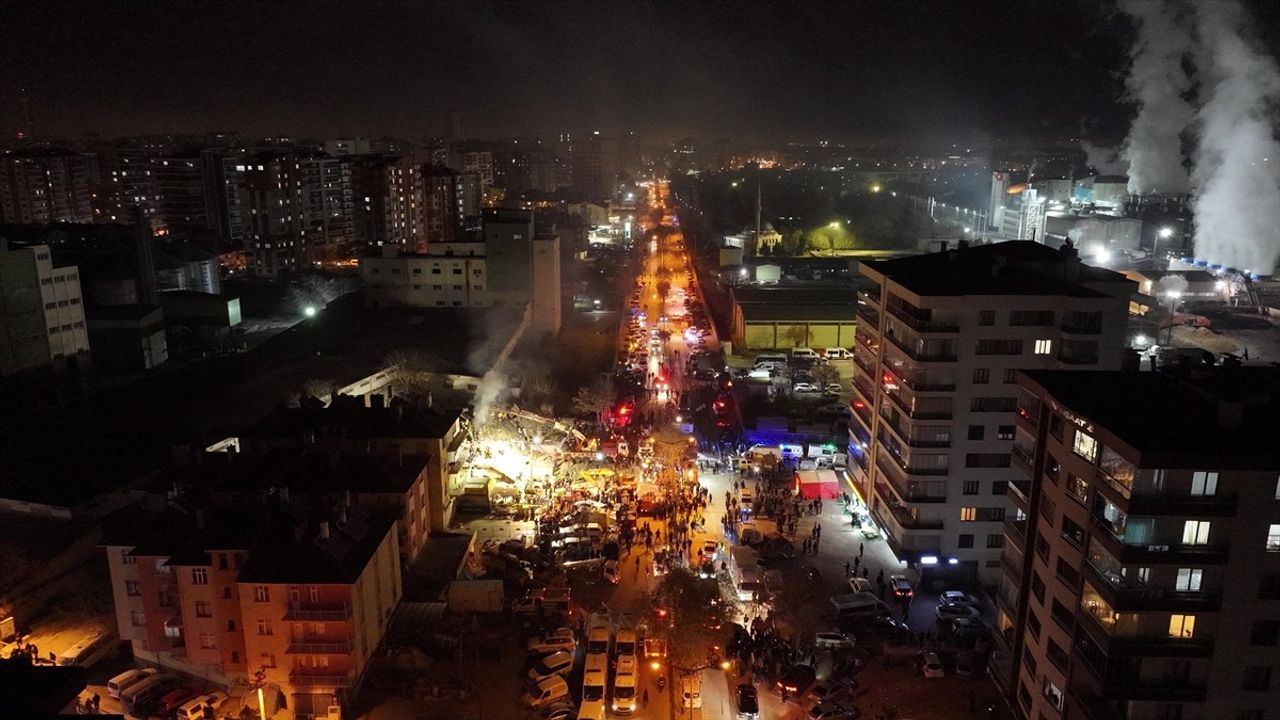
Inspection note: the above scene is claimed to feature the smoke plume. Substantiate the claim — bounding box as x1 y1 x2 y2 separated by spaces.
1081 141 1126 176
1189 0 1280 274
1119 0 1195 195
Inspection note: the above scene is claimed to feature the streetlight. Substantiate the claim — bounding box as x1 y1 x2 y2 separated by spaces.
303 305 317 318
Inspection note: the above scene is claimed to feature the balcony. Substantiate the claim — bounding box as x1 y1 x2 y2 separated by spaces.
289 669 355 687
856 303 881 328
880 411 951 449
1087 516 1230 565
284 602 352 621
1011 444 1035 475
875 488 946 531
286 640 353 654
852 349 877 378
882 386 953 420
858 288 882 307
876 459 948 504
1075 607 1215 658
1000 550 1023 581
883 331 957 363
1057 350 1099 366
1082 562 1223 613
854 328 879 352
852 375 878 406
1009 479 1031 511
885 299 959 333
1003 517 1027 549
1072 648 1208 703
1060 316 1103 335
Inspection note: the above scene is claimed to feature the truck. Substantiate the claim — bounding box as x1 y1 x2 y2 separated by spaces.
513 587 572 615
830 592 889 623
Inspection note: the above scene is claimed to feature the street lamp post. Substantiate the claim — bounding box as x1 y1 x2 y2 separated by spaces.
1163 290 1183 345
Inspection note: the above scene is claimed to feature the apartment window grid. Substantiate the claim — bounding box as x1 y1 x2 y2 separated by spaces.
1183 520 1211 546
1033 339 1053 355
191 568 209 585
1191 471 1218 496
254 585 270 602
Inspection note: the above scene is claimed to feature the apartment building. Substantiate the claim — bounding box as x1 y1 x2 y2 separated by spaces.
0 149 97 224
421 164 463 244
0 241 89 376
231 153 354 275
103 503 401 718
848 241 1133 584
350 155 426 252
998 367 1280 720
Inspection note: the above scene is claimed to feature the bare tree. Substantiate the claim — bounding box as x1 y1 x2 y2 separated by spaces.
781 325 810 348
572 375 617 425
810 362 840 388
385 349 439 401
524 372 560 415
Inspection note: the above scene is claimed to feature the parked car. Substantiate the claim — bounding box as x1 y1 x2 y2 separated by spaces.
936 603 982 624
528 651 575 682
939 590 979 606
524 676 571 707
814 630 856 649
603 559 621 584
920 651 947 679
776 664 817 697
806 677 855 705
807 701 859 720
527 632 577 655
822 348 854 360
701 539 719 560
824 383 844 395
847 577 873 593
792 382 820 393
890 575 914 599
736 683 760 720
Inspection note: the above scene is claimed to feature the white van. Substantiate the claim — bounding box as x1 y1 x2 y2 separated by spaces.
578 699 607 720
612 669 638 715
107 667 157 699
176 691 228 720
122 673 179 715
753 353 787 368
823 347 853 360
57 630 115 667
681 673 704 708
791 347 821 361
583 667 607 703
523 675 571 707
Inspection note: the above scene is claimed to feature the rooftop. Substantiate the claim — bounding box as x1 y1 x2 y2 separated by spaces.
237 505 398 584
738 303 856 322
0 295 518 509
733 286 859 306
1021 366 1280 467
862 241 1131 298
148 450 430 499
244 395 459 442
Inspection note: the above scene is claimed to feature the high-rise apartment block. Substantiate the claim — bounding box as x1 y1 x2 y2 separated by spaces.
997 367 1280 720
848 242 1133 583
572 134 619 201
0 241 89 376
421 165 462 245
0 150 97 224
232 154 355 275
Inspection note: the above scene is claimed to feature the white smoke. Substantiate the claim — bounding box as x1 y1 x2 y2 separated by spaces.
1119 0 1195 195
1189 0 1280 274
1081 141 1126 176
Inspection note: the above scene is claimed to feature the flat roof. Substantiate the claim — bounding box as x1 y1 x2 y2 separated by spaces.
733 286 859 305
245 395 459 442
237 505 398 584
862 241 1130 298
148 451 428 498
1021 367 1280 466
0 294 518 508
739 304 856 322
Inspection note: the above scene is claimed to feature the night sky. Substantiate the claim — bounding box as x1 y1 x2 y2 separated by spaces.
0 1 1274 144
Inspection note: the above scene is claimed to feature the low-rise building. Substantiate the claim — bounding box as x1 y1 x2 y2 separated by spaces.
103 503 401 716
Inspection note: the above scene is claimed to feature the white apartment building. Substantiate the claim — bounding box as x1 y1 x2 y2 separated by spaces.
362 242 489 308
848 241 1133 584
0 241 89 375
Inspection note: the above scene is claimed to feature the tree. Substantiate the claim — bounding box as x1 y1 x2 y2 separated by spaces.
648 567 736 669
889 199 923 248
524 373 559 416
810 362 840 389
385 349 440 402
781 325 810 349
572 375 617 425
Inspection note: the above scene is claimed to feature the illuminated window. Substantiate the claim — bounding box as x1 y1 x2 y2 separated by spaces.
1168 614 1196 638
1182 520 1211 546
960 507 977 522
1267 524 1280 552
1034 339 1052 355
257 619 273 636
1190 471 1218 496
1072 431 1098 463
191 568 208 585
1176 569 1203 592
254 586 269 602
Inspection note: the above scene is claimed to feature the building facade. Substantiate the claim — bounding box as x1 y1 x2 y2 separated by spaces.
0 150 97 224
848 242 1133 584
0 241 89 376
233 154 355 275
998 368 1280 720
103 505 401 719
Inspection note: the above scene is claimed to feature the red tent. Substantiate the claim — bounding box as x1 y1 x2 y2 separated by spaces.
794 469 840 499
